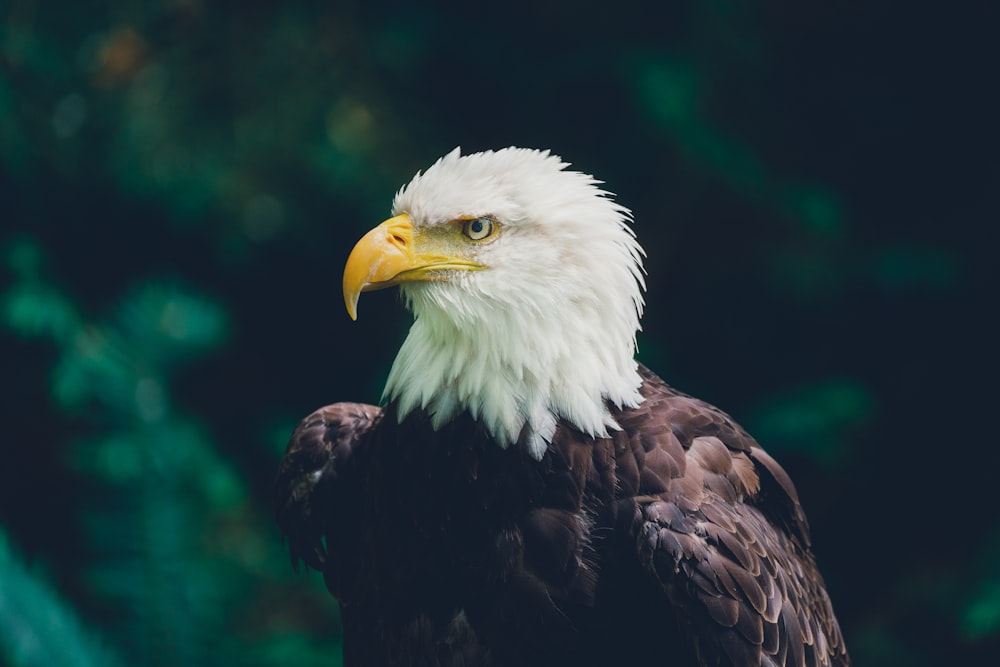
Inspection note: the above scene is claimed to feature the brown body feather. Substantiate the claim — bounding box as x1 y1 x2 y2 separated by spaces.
275 365 849 666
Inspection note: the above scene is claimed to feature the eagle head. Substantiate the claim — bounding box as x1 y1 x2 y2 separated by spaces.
343 147 646 458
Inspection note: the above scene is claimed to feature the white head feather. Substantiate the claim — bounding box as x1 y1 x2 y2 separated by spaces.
383 147 646 459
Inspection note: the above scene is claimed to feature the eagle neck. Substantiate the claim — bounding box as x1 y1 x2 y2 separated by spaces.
382 295 644 459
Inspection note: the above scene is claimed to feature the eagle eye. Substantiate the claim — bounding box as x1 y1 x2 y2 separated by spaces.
462 216 496 241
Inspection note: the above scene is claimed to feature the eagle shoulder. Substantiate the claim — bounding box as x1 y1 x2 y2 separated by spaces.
274 402 381 580
613 365 849 666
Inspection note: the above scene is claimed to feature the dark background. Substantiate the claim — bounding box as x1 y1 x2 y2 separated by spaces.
2 2 997 665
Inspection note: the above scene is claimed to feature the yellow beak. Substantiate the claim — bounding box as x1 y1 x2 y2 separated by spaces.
342 213 484 320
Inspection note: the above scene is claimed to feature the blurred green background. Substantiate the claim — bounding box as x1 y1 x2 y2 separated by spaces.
2 1 997 665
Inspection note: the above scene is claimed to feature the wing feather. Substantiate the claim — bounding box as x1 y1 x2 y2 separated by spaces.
621 365 849 666
273 402 380 576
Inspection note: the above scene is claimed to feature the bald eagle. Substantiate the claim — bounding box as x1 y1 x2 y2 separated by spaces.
275 148 850 666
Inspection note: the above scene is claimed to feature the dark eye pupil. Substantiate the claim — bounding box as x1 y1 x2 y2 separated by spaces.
471 220 484 234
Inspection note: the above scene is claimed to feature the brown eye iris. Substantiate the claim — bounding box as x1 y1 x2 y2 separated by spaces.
462 216 495 241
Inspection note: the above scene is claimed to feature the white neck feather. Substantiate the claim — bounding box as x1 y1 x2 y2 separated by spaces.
383 288 644 459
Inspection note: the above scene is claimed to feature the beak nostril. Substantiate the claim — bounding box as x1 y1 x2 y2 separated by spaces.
391 234 406 246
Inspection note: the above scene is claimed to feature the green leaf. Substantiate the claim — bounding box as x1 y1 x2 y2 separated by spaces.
0 530 125 667
963 579 1000 640
750 379 874 464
